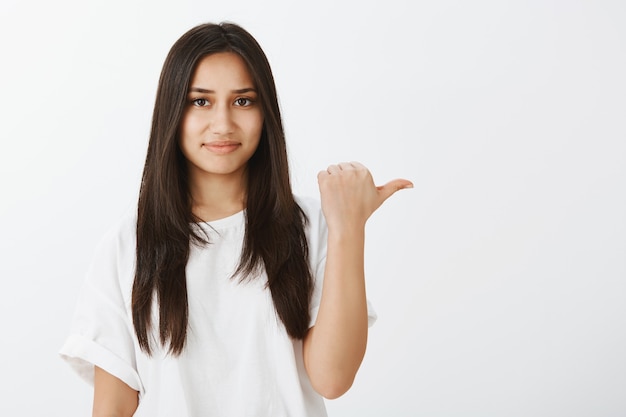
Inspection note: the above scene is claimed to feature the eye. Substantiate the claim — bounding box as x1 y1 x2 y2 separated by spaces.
191 98 210 107
234 97 254 107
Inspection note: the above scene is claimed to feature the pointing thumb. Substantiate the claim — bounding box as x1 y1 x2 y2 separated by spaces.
376 179 414 203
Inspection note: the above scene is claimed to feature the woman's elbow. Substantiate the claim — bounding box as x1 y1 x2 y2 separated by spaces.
310 372 356 399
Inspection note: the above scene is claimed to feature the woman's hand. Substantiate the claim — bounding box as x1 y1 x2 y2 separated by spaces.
317 161 413 232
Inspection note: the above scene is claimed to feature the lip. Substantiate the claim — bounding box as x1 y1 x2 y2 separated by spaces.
203 141 241 154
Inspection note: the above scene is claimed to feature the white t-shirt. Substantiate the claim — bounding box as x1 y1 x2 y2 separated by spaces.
59 196 376 417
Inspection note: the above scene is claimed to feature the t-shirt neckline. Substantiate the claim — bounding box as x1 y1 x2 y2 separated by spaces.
196 210 245 231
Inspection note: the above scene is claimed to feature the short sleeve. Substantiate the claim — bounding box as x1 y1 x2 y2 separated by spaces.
297 196 378 329
59 220 144 393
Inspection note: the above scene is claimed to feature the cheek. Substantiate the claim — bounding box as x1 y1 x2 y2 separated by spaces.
180 112 199 137
178 113 197 154
249 113 264 140
179 113 189 140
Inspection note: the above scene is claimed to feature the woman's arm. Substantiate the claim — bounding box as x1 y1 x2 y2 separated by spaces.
303 162 412 399
93 366 139 417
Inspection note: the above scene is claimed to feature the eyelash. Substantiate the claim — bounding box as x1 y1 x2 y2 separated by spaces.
190 97 255 107
234 97 254 107
191 98 209 107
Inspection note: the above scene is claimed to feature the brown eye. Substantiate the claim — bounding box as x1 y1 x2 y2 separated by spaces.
192 98 209 107
234 97 253 107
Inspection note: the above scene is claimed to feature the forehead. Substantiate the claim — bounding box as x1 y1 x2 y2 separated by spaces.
190 52 255 88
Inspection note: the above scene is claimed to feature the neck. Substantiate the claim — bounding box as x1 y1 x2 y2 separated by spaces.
188 170 247 222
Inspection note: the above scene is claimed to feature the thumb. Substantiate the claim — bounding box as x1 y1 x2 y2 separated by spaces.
376 178 414 204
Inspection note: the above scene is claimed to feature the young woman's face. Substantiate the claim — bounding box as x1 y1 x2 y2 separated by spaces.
179 52 263 183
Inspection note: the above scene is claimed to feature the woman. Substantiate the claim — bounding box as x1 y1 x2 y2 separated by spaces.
60 22 412 416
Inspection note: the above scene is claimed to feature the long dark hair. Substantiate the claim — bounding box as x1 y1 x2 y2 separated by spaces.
133 22 313 355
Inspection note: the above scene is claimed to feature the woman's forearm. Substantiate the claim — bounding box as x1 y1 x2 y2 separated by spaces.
303 226 369 399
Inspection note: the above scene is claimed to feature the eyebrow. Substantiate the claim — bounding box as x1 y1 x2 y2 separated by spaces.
188 87 257 94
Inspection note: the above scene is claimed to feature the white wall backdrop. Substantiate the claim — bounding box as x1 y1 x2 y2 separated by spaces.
1 0 625 415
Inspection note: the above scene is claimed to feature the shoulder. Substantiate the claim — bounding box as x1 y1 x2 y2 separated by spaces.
294 194 321 219
294 195 325 230
71 206 138 316
97 206 137 254
86 206 137 287
294 194 328 261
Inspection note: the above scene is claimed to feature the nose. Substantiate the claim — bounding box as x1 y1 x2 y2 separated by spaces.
210 103 235 136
